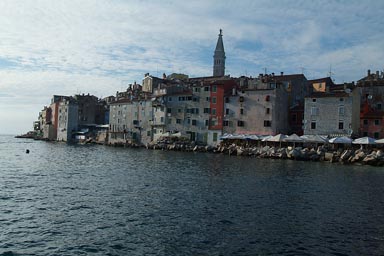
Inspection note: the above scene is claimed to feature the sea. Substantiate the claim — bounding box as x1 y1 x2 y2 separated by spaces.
1 134 384 256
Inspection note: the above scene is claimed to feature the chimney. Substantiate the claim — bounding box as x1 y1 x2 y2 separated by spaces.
280 72 284 76
368 69 371 76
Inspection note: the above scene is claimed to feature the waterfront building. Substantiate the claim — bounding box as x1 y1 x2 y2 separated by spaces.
213 29 226 77
46 95 70 141
109 98 153 145
57 98 79 142
39 106 56 140
224 80 289 135
357 69 384 138
303 87 360 136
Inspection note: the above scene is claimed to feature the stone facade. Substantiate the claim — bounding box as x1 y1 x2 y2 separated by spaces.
303 88 360 136
224 84 289 135
57 99 79 142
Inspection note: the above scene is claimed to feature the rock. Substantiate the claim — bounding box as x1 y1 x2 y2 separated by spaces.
310 154 320 161
376 150 384 159
340 150 353 162
289 148 302 159
324 152 334 161
363 154 378 165
350 151 366 163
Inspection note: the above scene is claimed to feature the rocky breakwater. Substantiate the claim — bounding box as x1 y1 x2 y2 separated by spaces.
215 143 384 166
146 139 384 166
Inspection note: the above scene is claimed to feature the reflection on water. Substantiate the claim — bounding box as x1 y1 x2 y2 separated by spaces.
0 135 384 255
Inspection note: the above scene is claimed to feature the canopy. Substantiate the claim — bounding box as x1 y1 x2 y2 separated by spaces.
245 134 260 140
300 135 328 144
352 136 376 145
328 136 352 144
375 138 384 144
266 134 287 142
261 135 273 141
284 133 304 143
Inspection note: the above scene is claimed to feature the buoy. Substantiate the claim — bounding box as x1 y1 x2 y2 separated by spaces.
26 149 30 154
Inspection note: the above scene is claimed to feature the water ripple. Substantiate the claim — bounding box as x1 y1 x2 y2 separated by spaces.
1 136 384 255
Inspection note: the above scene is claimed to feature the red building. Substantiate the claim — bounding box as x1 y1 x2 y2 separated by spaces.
209 79 237 131
360 101 384 139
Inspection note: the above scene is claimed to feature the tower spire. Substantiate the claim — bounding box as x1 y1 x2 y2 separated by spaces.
213 29 226 77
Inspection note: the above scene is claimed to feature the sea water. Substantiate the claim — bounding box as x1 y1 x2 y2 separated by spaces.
1 134 384 255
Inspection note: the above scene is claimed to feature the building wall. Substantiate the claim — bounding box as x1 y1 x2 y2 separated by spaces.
312 82 327 92
57 100 78 142
303 91 360 136
224 87 289 135
109 99 153 145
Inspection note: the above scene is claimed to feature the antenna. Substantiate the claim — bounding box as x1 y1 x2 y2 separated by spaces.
263 67 267 75
328 64 335 79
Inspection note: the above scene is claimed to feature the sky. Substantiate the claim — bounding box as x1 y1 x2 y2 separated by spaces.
1 0 384 135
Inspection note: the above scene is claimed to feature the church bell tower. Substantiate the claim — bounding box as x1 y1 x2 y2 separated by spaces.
213 29 226 77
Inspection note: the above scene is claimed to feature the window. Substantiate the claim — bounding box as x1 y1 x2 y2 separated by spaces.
339 98 344 102
374 132 380 139
178 108 182 113
167 108 172 114
377 103 382 110
311 121 316 129
160 117 164 123
192 119 197 126
225 97 230 103
213 133 218 142
265 95 270 102
212 97 217 104
225 108 229 115
168 119 172 124
375 119 381 125
363 132 368 137
312 98 317 102
311 107 319 116
205 120 209 126
338 106 345 116
338 121 344 130
206 97 210 102
223 120 229 126
239 96 244 102
176 119 181 124
363 119 368 125
237 120 245 127
212 108 216 115
264 120 271 127
240 108 244 115
212 85 217 92
204 108 210 114
204 87 210 91
266 108 270 114
168 97 172 101
291 113 297 122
